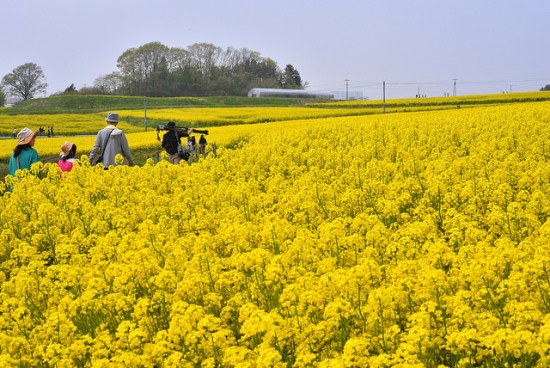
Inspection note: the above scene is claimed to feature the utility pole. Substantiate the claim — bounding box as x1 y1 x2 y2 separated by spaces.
383 81 386 113
345 79 349 100
452 79 457 96
144 96 147 131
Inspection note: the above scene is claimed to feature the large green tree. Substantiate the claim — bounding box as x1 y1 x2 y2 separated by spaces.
1 62 48 101
116 42 173 95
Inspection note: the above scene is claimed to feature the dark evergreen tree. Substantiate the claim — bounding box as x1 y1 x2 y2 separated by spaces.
64 84 78 94
282 64 303 89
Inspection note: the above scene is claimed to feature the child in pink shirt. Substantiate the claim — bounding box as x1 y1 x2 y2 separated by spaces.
58 141 77 173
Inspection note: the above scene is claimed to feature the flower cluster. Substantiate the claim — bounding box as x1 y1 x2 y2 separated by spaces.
0 101 549 366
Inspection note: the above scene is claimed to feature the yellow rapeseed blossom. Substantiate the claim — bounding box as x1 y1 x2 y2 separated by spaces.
0 100 549 366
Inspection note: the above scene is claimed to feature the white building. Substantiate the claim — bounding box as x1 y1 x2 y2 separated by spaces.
247 88 364 100
248 88 334 99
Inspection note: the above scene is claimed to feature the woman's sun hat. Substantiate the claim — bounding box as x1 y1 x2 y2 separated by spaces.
17 127 39 145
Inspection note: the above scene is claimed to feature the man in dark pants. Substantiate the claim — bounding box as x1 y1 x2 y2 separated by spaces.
158 121 192 164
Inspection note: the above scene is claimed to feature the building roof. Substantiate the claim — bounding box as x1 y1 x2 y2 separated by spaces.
248 88 334 98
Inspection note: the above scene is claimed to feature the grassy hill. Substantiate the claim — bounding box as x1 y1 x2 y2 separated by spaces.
0 94 313 114
3 91 549 116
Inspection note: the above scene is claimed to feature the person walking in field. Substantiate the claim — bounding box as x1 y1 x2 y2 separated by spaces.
158 121 192 164
211 142 217 157
185 136 193 155
8 127 40 177
199 134 207 155
89 112 134 167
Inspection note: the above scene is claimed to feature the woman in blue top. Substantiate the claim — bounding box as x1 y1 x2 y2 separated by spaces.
8 127 40 177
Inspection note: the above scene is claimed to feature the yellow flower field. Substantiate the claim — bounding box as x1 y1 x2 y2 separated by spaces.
0 123 274 162
0 101 549 367
0 105 375 161
0 113 144 137
0 105 374 138
120 106 376 127
314 91 550 107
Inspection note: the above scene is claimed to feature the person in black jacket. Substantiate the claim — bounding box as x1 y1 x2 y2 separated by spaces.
158 121 192 164
199 134 207 155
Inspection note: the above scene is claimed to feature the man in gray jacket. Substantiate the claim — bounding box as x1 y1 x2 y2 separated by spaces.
89 112 134 167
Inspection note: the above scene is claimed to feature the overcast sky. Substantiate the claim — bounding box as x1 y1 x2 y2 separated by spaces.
3 0 550 100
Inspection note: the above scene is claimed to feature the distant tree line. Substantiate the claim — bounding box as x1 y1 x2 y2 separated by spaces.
78 42 305 97
0 42 306 104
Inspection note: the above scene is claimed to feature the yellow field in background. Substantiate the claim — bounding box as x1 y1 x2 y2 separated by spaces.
0 113 144 136
0 106 375 138
120 106 376 126
0 123 281 161
1 101 550 366
0 106 376 160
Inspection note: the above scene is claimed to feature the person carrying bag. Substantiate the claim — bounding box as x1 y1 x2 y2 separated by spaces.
158 121 192 164
89 112 134 168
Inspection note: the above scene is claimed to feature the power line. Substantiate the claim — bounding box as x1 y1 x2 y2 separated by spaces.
307 76 550 98
386 81 451 86
321 77 550 89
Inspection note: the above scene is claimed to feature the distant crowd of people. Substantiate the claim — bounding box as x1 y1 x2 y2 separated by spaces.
157 121 215 165
13 126 56 138
7 112 217 184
